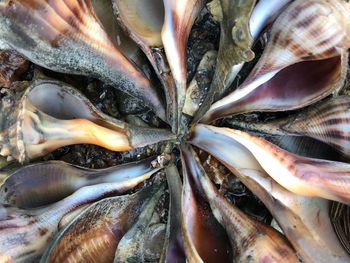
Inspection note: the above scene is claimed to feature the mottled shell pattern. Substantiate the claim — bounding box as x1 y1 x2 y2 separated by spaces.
0 0 350 263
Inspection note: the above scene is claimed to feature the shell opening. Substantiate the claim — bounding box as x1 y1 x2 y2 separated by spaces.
209 54 344 122
115 0 164 47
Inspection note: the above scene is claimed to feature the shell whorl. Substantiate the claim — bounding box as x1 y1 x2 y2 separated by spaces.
283 97 350 156
253 0 350 75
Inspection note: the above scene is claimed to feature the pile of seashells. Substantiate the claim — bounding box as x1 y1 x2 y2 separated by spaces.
0 0 350 262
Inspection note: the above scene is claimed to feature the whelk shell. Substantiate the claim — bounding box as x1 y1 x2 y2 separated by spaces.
113 0 206 130
0 170 155 262
160 165 187 262
181 144 299 262
189 124 350 262
112 0 177 129
0 157 158 208
180 146 232 262
162 0 205 125
228 96 350 159
113 183 164 263
0 0 166 120
0 80 175 163
191 125 350 205
202 0 350 123
40 183 164 263
193 0 293 122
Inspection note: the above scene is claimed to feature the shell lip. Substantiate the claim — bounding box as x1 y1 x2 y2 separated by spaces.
201 50 348 123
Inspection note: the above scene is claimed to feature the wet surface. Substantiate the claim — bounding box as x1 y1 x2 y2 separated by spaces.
2 4 272 237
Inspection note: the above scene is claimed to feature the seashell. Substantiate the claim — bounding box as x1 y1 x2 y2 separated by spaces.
180 149 232 262
58 204 90 230
264 135 345 162
0 0 166 120
91 0 143 64
193 0 293 122
112 0 178 130
248 0 293 41
162 0 206 124
0 172 155 262
191 124 350 205
114 184 164 262
202 0 350 123
229 96 350 159
0 157 158 208
0 80 175 163
159 164 187 262
330 202 350 255
181 144 299 262
40 183 164 263
189 126 350 262
239 169 350 263
225 122 348 162
113 0 206 130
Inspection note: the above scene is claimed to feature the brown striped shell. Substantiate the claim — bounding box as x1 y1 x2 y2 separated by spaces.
189 124 350 262
0 174 156 262
202 0 350 123
222 96 350 159
180 144 299 262
280 96 350 158
192 125 350 205
41 185 164 263
330 202 350 255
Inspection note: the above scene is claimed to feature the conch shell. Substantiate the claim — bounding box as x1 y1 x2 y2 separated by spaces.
0 157 158 208
181 144 299 262
189 124 350 262
0 0 166 120
40 183 164 263
0 172 156 262
113 0 206 130
162 0 205 126
227 96 350 159
112 0 177 129
0 80 175 163
192 125 350 205
202 0 350 123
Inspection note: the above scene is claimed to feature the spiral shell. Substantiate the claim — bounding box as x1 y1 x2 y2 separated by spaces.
0 0 166 120
0 80 175 163
202 0 350 123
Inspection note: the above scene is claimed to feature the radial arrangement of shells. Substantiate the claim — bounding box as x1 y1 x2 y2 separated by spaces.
1 0 350 262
